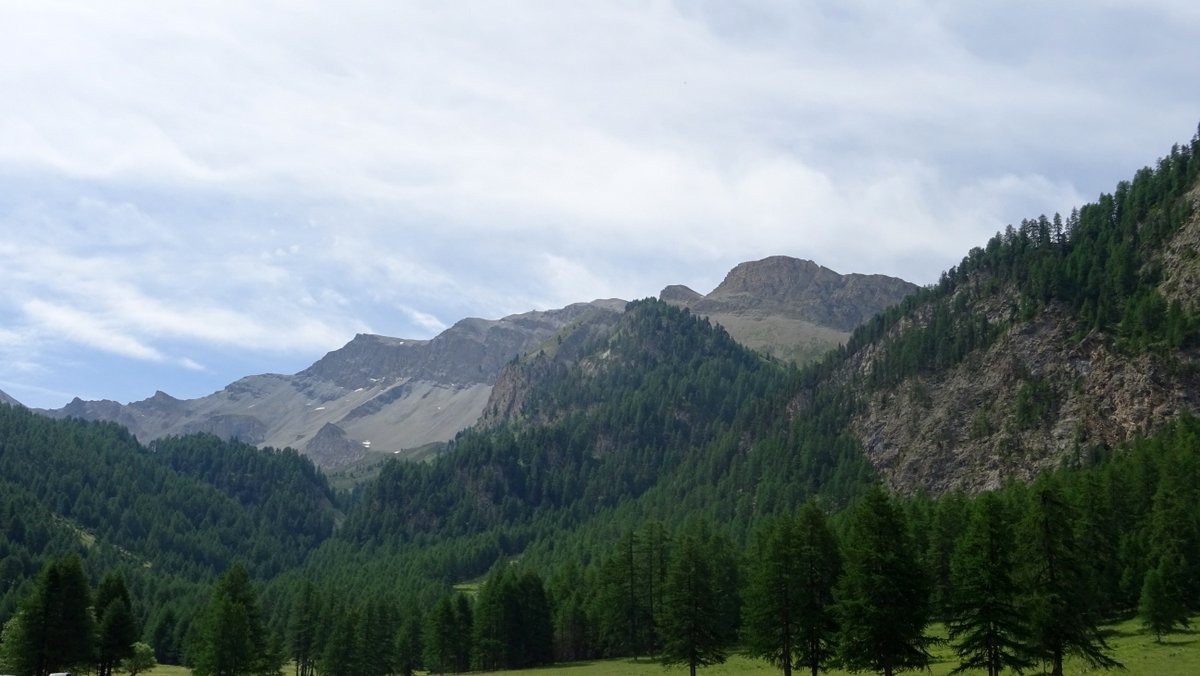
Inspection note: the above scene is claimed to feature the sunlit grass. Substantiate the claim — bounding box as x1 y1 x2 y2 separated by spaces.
143 615 1197 675
488 616 1199 675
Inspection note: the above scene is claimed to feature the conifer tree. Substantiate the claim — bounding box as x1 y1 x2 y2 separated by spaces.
7 555 98 676
396 612 424 676
743 502 840 676
320 605 359 676
660 533 729 676
452 593 474 673
1139 553 1189 641
946 493 1031 676
836 487 931 676
598 531 652 656
743 516 803 676
1017 477 1119 675
191 563 271 676
96 571 138 676
289 581 318 676
424 597 458 674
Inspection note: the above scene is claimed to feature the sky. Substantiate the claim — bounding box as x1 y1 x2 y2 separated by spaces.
1 1 1199 409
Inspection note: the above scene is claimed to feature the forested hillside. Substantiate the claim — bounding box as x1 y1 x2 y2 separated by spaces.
0 404 337 662
834 131 1200 493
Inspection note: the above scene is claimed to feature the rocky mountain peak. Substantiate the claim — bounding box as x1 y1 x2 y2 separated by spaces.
658 284 702 305
659 255 918 363
699 255 918 332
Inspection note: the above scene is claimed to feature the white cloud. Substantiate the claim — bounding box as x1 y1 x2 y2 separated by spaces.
0 1 1196 406
22 299 166 363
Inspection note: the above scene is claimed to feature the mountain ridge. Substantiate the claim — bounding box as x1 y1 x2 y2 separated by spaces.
41 260 916 468
0 389 22 407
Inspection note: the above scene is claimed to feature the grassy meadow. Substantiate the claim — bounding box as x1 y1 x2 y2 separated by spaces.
144 616 1198 676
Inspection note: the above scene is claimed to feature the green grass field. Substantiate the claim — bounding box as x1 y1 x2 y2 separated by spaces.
144 616 1198 675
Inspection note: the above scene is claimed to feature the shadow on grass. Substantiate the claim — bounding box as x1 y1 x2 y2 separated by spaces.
512 662 599 671
1154 635 1198 647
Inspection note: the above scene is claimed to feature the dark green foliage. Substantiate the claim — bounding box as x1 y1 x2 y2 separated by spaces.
847 130 1200 388
474 569 553 670
1140 554 1189 641
423 594 472 674
288 581 318 676
946 494 1031 676
660 532 730 676
2 555 97 676
1012 377 1057 430
96 571 138 676
320 605 359 676
836 487 932 676
395 613 424 676
1017 477 1119 675
190 564 272 676
743 501 840 676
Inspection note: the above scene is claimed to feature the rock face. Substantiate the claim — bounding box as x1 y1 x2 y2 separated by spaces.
0 389 22 407
42 300 626 468
836 179 1200 496
849 301 1200 496
662 256 918 363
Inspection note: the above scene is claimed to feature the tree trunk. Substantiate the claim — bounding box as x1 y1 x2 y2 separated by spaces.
1052 646 1064 676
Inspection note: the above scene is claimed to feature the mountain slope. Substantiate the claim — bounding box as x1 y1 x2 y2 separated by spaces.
832 138 1200 494
0 404 336 642
42 300 625 467
661 256 917 363
0 389 21 407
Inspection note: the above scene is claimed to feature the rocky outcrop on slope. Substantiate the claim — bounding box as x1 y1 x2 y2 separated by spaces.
850 301 1200 495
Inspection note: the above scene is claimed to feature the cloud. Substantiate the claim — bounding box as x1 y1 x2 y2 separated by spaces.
0 1 1197 406
22 299 166 363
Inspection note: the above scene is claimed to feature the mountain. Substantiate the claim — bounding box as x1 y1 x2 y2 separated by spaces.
39 257 914 469
0 389 20 407
43 300 625 468
660 256 917 363
828 145 1200 495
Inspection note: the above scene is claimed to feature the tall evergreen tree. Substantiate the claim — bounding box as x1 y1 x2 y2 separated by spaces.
8 555 98 676
396 612 424 676
96 571 138 676
792 502 841 676
660 533 728 676
946 493 1031 676
191 563 271 676
320 605 359 676
423 596 458 674
289 581 318 676
836 487 932 676
1139 553 1189 641
597 531 653 657
1017 477 1119 675
743 502 840 676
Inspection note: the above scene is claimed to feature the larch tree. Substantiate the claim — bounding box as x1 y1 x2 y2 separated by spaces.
836 486 932 676
1017 477 1120 675
660 533 729 676
946 493 1031 676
